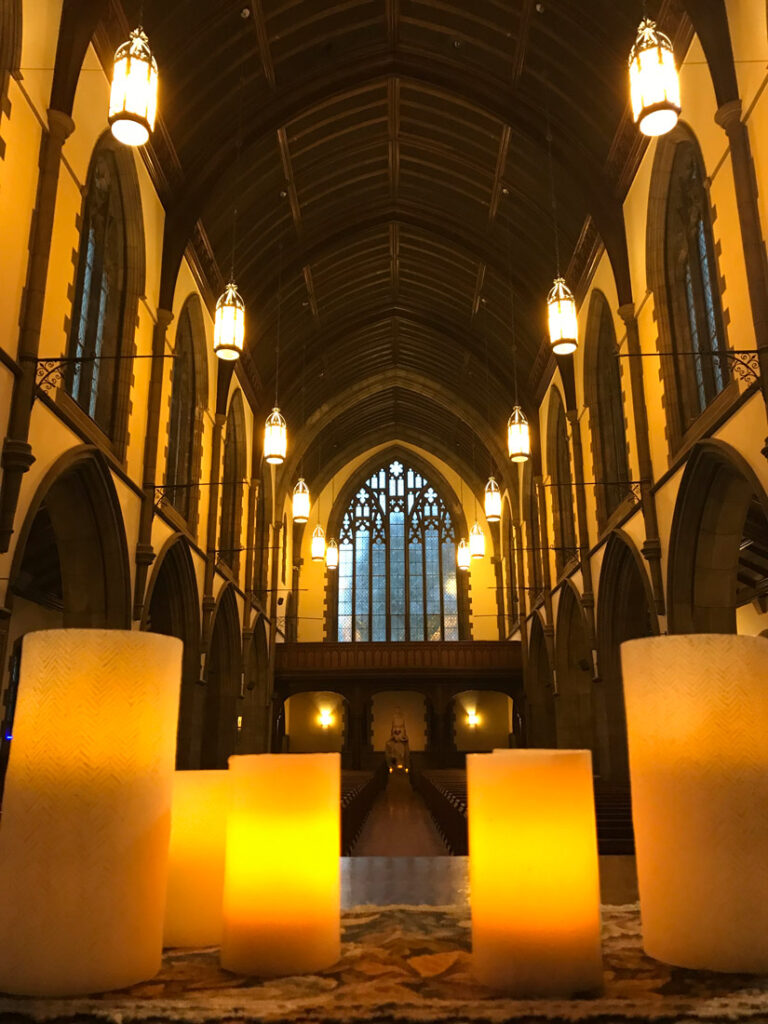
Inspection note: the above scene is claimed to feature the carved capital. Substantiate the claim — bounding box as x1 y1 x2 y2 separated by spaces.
715 99 743 136
135 543 155 568
616 302 636 327
642 537 662 561
46 109 75 141
1 438 35 473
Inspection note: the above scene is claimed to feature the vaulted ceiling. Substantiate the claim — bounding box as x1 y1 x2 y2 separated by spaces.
96 0 692 488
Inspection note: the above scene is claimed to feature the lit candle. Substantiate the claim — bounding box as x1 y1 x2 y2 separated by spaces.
621 634 768 972
0 629 182 996
221 753 340 976
467 750 602 995
164 770 230 948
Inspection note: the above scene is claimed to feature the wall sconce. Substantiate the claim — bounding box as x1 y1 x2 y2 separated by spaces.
467 710 480 728
318 708 334 729
236 715 243 733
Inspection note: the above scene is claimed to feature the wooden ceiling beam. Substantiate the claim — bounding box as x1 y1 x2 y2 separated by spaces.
302 265 320 326
387 77 400 202
250 0 276 92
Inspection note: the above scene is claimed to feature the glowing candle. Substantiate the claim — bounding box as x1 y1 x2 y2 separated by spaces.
467 750 602 995
621 634 768 972
164 770 230 948
221 753 340 976
0 629 182 996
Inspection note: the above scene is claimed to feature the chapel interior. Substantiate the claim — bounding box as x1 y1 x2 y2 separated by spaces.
1 0 768 1018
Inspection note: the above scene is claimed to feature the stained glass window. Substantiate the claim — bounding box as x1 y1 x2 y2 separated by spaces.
337 460 459 642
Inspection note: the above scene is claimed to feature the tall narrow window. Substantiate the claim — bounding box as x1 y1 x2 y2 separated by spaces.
165 303 197 519
337 460 460 642
67 147 127 438
665 138 728 424
523 459 542 596
548 390 577 575
219 393 246 574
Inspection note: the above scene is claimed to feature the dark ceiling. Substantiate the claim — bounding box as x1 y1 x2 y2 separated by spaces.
99 0 691 487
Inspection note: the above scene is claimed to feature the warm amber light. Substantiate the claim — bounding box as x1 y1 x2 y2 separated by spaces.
318 708 334 729
484 477 501 523
325 538 338 570
622 635 768 972
0 630 182 996
292 478 310 523
457 538 471 571
311 524 326 562
264 407 287 465
469 521 485 559
467 710 480 728
164 771 229 948
629 18 681 137
508 405 530 463
213 282 245 361
547 277 578 355
467 750 602 995
220 754 340 976
108 28 158 147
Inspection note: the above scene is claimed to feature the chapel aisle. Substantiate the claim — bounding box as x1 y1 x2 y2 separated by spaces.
351 772 449 856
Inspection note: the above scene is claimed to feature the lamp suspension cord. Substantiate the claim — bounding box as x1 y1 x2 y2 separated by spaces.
275 245 282 407
482 301 493 478
231 77 243 281
545 107 561 277
507 203 520 409
300 333 306 479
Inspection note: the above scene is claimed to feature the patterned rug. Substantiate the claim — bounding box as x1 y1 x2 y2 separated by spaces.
2 904 768 1023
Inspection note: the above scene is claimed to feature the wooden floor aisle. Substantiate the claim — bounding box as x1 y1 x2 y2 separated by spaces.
351 772 449 856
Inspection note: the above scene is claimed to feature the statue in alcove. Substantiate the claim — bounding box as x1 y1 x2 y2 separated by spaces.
385 706 410 772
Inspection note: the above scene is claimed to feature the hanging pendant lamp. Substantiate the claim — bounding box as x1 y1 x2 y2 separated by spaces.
109 27 158 147
214 282 245 361
484 477 501 523
292 478 310 524
629 17 681 137
469 521 485 560
264 407 287 465
508 406 530 463
311 524 326 563
547 277 578 355
457 538 471 572
325 538 338 570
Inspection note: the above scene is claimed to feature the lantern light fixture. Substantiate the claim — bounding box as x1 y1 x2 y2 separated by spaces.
629 17 681 137
292 478 310 524
311 524 326 563
467 709 480 728
457 538 471 572
109 27 158 147
264 407 287 465
318 708 334 729
547 277 578 356
469 521 485 560
484 477 501 523
325 538 339 571
213 282 245 361
508 405 530 463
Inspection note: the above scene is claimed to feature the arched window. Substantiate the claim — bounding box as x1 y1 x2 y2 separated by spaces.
664 137 728 426
219 392 246 574
337 459 459 642
165 303 197 520
548 389 577 575
586 291 629 525
67 146 128 438
523 459 542 596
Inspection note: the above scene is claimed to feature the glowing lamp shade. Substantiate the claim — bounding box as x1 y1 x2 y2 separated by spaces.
508 405 530 463
484 477 501 523
311 524 326 562
213 282 245 361
325 537 339 570
164 771 230 948
469 521 485 559
547 277 578 355
264 407 287 465
467 710 480 728
0 629 182 996
221 754 340 976
108 28 158 147
629 18 681 137
318 708 334 729
467 750 602 995
457 538 471 571
621 634 768 972
292 478 310 524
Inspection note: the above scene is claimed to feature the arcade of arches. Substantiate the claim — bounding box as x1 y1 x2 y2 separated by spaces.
2 0 768 868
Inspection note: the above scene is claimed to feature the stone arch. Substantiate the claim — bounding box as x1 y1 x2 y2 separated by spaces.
241 612 270 753
546 388 577 576
500 490 517 634
667 440 768 634
200 584 242 768
526 612 556 748
219 389 247 576
554 582 596 760
522 457 542 596
596 530 658 783
142 534 201 768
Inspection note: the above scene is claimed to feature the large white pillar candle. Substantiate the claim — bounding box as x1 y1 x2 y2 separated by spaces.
0 629 182 996
467 750 602 995
164 770 230 948
621 634 768 971
221 753 340 976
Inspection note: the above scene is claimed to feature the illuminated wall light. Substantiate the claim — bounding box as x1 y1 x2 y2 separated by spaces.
469 521 485 559
457 538 471 571
629 18 681 137
236 715 243 733
318 708 334 730
484 477 501 523
264 407 287 465
508 405 530 463
108 28 158 147
292 478 310 523
547 277 578 355
467 710 480 728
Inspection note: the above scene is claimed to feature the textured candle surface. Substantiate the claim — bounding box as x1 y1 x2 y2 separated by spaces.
467 750 602 995
164 770 230 947
622 634 768 972
0 629 182 996
221 753 340 977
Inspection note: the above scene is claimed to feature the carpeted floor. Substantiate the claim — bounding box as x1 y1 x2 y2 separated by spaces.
2 903 768 1024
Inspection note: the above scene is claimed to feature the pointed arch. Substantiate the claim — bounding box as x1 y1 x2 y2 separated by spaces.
522 458 542 596
201 585 242 768
526 612 556 748
219 390 247 576
554 582 596 759
546 388 577 575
